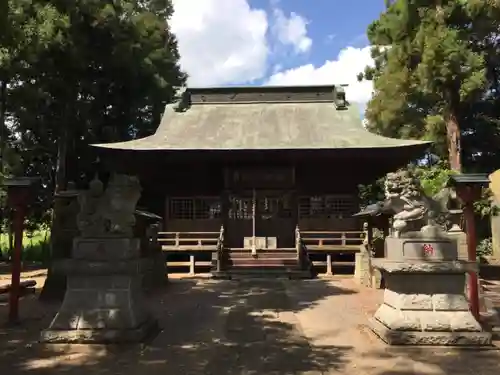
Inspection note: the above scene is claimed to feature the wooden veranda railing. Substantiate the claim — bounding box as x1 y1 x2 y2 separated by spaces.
300 231 365 275
159 226 225 275
158 229 365 276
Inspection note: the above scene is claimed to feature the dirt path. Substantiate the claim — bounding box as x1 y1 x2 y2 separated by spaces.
1 278 500 374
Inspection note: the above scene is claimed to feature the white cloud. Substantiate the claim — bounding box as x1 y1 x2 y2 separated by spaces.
267 46 375 104
170 0 314 87
271 9 312 54
170 0 269 86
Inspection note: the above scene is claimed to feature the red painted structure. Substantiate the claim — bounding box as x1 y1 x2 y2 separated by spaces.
3 177 38 323
449 174 489 321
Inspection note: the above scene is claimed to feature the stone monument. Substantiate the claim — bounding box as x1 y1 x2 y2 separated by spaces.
488 170 500 263
354 223 372 287
369 170 492 346
40 174 158 343
40 182 80 301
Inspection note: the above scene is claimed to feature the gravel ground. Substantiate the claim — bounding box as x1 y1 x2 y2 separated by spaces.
0 272 499 374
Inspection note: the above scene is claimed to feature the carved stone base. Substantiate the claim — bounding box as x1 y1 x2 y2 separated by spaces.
370 317 492 346
370 235 492 347
370 263 492 346
41 317 158 344
40 238 158 344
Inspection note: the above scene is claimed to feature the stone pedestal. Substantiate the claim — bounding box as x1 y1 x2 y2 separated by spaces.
354 252 371 287
370 236 492 346
40 237 158 344
447 227 468 260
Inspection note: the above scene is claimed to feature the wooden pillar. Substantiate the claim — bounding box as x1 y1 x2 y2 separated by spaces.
366 220 374 252
326 253 333 276
290 189 299 227
463 197 480 320
164 195 170 231
3 177 37 324
456 185 482 321
189 255 195 276
9 202 25 323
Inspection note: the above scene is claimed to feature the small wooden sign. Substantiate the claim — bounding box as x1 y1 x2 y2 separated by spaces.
225 167 294 189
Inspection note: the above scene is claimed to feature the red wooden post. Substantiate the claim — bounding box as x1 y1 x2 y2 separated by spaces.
456 184 482 321
463 195 480 320
3 177 37 324
448 174 490 322
8 195 26 323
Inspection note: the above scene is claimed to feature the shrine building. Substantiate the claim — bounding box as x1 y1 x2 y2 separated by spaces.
92 85 430 278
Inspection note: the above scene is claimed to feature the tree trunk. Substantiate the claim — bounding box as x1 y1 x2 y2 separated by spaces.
0 78 6 177
1 78 13 260
446 110 462 172
40 119 70 301
8 213 14 260
54 125 69 193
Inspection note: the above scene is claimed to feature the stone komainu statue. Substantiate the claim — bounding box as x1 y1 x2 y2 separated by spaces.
383 170 448 237
77 174 141 238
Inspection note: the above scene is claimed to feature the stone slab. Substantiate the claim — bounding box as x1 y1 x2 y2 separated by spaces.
372 259 477 274
385 237 457 261
40 316 159 344
56 258 150 275
72 237 141 260
369 317 493 346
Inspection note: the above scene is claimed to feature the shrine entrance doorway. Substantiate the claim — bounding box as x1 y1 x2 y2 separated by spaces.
226 189 296 249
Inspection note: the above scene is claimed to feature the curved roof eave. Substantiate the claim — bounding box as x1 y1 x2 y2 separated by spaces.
91 84 432 152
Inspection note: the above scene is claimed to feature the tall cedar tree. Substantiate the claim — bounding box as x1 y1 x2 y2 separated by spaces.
359 0 496 172
2 0 186 297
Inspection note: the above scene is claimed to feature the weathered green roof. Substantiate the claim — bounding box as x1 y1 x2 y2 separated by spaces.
93 85 431 151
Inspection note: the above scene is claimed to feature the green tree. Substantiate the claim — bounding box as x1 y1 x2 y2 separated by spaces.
3 0 186 298
359 0 498 172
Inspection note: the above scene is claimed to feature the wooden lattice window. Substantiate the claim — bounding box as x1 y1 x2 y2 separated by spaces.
298 195 357 219
258 196 293 219
228 196 253 220
228 195 293 220
169 197 221 219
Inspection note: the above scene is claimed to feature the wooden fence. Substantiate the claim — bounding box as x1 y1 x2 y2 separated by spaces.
159 230 365 276
301 230 364 275
159 231 219 275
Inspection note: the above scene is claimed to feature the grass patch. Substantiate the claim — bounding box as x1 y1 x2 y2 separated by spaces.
0 229 51 263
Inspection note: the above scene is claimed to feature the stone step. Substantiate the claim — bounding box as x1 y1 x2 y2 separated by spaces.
228 252 297 259
212 268 312 280
228 248 296 253
230 259 300 267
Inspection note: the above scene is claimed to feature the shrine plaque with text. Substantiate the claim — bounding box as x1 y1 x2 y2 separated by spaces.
225 167 295 189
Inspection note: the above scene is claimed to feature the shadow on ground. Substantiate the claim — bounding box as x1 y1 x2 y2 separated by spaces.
0 278 355 374
356 346 500 375
0 262 47 277
1 278 500 374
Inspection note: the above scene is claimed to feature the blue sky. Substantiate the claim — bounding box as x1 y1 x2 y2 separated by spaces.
170 0 385 110
250 0 384 78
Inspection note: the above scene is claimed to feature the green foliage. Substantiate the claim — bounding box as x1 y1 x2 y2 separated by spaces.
358 177 385 207
0 228 50 263
1 0 185 234
358 162 496 217
411 163 457 197
477 237 493 261
359 0 500 172
473 188 499 218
